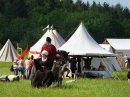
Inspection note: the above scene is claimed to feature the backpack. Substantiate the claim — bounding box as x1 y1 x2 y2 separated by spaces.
10 65 14 72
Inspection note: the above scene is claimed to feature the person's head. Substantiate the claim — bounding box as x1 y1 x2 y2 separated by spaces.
14 60 17 64
21 57 24 60
14 58 18 63
27 56 30 60
100 62 104 66
31 55 34 60
46 37 51 43
41 50 48 58
15 58 18 61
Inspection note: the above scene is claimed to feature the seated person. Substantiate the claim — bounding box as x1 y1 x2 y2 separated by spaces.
31 50 54 88
98 62 106 71
82 66 91 70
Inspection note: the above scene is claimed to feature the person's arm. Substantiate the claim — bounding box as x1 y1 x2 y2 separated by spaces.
125 63 129 69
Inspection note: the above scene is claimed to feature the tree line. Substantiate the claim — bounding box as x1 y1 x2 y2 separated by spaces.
0 0 130 50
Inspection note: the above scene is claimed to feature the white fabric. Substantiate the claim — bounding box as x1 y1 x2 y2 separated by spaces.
59 22 116 57
0 39 18 62
99 44 113 53
41 50 48 56
99 44 121 70
8 75 18 81
90 57 121 78
25 59 30 69
0 75 8 81
104 39 130 56
29 29 65 58
87 44 121 78
105 39 130 50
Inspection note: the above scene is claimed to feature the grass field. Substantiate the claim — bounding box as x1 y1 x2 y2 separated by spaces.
0 62 130 97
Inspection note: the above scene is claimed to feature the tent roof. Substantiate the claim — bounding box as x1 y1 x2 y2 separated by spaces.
0 39 18 62
29 29 65 58
99 44 113 53
103 38 130 50
59 22 116 57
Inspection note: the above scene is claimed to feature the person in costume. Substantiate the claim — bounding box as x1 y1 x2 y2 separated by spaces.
41 37 57 60
31 50 54 88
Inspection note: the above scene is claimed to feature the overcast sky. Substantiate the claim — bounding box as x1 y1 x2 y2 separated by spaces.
73 0 130 9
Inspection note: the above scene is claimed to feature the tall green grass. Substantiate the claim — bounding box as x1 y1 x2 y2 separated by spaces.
0 62 129 97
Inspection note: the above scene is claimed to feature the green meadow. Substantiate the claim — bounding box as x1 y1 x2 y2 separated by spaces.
0 62 129 97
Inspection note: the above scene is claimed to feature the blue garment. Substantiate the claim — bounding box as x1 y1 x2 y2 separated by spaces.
18 66 25 75
26 67 32 79
69 58 77 71
14 69 18 75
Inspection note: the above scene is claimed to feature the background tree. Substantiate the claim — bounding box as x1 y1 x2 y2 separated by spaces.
0 0 130 50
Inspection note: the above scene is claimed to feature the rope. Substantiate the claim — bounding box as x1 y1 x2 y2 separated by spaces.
97 54 121 80
63 23 80 42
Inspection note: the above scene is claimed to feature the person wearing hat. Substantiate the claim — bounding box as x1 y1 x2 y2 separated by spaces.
40 37 57 60
25 56 32 79
31 50 54 88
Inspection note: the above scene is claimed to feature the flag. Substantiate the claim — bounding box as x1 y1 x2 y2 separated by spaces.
18 47 29 60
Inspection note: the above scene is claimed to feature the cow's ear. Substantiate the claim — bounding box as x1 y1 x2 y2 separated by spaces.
67 52 70 54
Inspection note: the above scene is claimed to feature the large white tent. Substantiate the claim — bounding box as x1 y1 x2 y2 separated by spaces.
0 39 18 62
29 29 65 58
59 22 118 78
59 22 116 57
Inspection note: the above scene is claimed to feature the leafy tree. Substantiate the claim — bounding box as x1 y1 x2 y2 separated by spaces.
61 0 74 12
122 7 130 19
0 0 130 49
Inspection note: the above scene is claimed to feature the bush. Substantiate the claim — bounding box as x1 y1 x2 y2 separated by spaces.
113 68 127 80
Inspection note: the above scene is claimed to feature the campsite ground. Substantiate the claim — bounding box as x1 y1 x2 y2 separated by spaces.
0 62 129 97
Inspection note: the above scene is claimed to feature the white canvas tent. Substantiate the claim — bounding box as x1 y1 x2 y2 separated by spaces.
29 29 65 58
103 38 130 56
59 22 117 78
0 39 18 62
59 22 116 57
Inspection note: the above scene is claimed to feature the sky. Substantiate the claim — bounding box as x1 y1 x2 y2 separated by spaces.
73 0 130 9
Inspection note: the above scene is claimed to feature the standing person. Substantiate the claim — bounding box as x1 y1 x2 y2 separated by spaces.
124 54 128 68
41 37 57 60
31 50 54 88
77 55 81 73
13 60 19 75
28 55 34 79
126 56 130 84
25 56 31 79
69 56 77 78
18 57 25 79
25 55 34 80
124 54 128 62
82 57 93 70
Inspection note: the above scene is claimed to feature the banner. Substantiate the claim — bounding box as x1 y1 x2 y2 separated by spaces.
18 47 29 60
